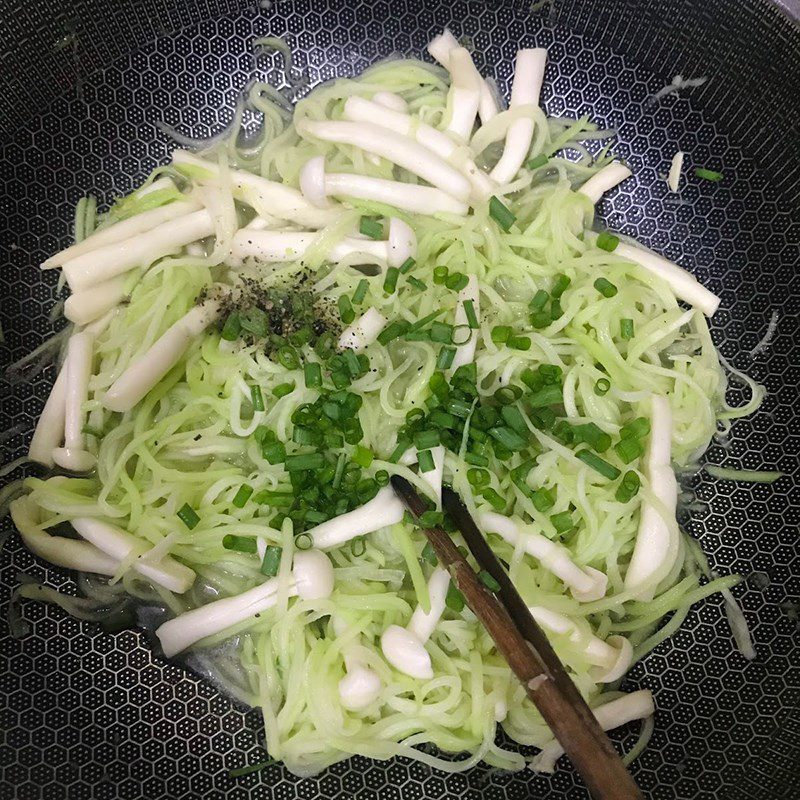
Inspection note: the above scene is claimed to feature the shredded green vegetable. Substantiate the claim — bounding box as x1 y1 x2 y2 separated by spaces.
10 46 767 779
704 465 783 484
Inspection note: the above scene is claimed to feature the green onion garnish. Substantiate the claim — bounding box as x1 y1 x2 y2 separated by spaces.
530 289 549 311
531 487 555 512
177 503 200 530
527 153 549 170
489 426 527 451
445 581 465 612
223 534 256 553
530 310 551 329
594 378 611 396
338 295 355 325
359 216 384 239
464 452 489 467
383 267 400 295
417 448 436 473
429 321 454 344
407 276 427 291
285 452 324 472
351 536 366 557
576 449 621 480
250 385 265 412
447 397 472 418
352 445 374 468
295 533 312 550
508 335 531 351
352 278 369 304
615 471 641 503
596 232 620 252
377 320 410 345
451 325 472 346
528 384 563 407
228 759 277 778
467 468 490 487
399 257 416 274
479 487 506 511
574 422 612 453
500 405 528 435
220 312 242 341
620 318 634 340
614 437 644 464
260 545 282 576
551 274 571 298
433 265 448 285
594 277 618 298
491 325 511 345
620 417 651 440
232 484 254 508
489 196 516 231
414 429 441 450
262 441 286 464
436 346 456 370
478 570 501 592
462 299 479 329
550 299 563 321
550 511 574 533
445 272 469 292
276 346 301 370
695 167 723 182
421 541 438 565
304 362 322 388
272 382 295 399
418 510 444 528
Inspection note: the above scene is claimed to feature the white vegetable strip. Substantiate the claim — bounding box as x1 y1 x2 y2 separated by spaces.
625 396 679 600
10 496 119 576
387 218 416 268
428 29 499 123
381 567 450 679
529 690 655 773
443 47 481 140
325 172 469 215
64 275 128 326
479 511 607 601
52 331 96 473
667 151 684 192
63 209 215 291
490 48 547 185
307 487 405 549
299 155 330 209
578 161 632 204
343 96 494 200
28 360 68 467
301 119 472 202
399 446 445 507
588 232 721 317
231 230 391 267
451 274 480 370
156 549 333 657
333 615 383 711
338 308 387 352
71 517 195 594
42 198 201 269
371 91 408 113
104 299 221 413
172 150 339 228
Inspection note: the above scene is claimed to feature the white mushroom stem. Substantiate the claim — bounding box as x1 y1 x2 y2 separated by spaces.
578 161 632 204
381 567 450 679
62 209 215 291
451 274 480 371
479 512 608 601
371 91 408 113
443 47 481 140
64 274 128 326
28 361 69 467
529 606 633 683
71 517 195 594
490 48 548 185
667 151 684 192
42 197 201 269
10 496 120 576
399 445 446 507
343 96 494 200
300 119 472 202
155 549 333 658
306 487 405 550
388 218 416 268
332 615 383 711
171 150 339 228
313 165 468 215
338 307 387 352
52 332 96 473
591 232 721 317
103 299 221 413
624 396 680 601
529 690 655 773
428 29 499 123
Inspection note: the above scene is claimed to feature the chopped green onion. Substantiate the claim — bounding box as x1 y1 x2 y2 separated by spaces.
695 167 723 182
421 541 438 565
530 289 549 312
429 321 454 344
462 299 479 329
530 310 551 329
620 417 651 440
479 487 506 511
594 378 611 396
550 299 564 320
531 487 555 512
351 536 366 557
240 308 269 337
489 426 527 451
433 265 449 285
343 348 361 378
338 295 355 325
614 437 645 464
445 581 465 612
615 471 641 503
417 448 435 473
232 484 254 508
494 385 522 405
177 503 200 530
377 320 410 345
596 232 620 252
594 277 618 298
260 545 282 576
304 362 322 388
500 405 528 435
576 449 621 480
407 276 427 291
262 441 286 464
221 312 242 341
250 385 265 412
467 468 490 487
445 272 469 292
285 452 324 472
277 346 301 370
352 278 369 304
418 510 444 528
451 325 472 346
436 346 456 370
383 267 400 295
359 216 383 239
272 382 295 399
574 422 612 453
528 385 563 407
620 318 634 340
464 452 489 467
551 274 571 298
223 534 256 553
292 426 320 446
399 257 416 274
489 196 515 231
447 397 472 418
508 335 531 351
353 445 374 468
295 533 312 550
228 759 277 778
414 430 441 450
550 511 574 533
491 325 511 345
478 570 501 592
527 153 549 169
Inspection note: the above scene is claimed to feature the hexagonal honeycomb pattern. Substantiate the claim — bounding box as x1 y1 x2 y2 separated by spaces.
1 1 798 799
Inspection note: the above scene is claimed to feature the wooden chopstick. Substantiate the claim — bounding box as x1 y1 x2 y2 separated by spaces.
391 476 642 800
